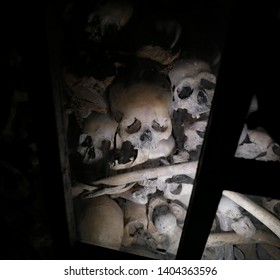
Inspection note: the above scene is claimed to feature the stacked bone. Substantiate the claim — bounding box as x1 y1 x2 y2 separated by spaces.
63 0 280 260
70 55 218 257
68 55 280 258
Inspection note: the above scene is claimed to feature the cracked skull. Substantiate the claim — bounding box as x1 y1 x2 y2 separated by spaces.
109 83 173 150
168 59 216 118
77 112 119 164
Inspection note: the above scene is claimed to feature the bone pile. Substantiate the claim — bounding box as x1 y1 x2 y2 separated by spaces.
62 1 280 260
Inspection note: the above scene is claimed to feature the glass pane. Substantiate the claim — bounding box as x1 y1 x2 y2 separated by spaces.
202 109 280 260
203 191 280 260
62 0 230 259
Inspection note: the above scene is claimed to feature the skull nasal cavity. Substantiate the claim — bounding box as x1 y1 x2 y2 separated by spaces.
88 147 96 159
140 130 152 142
178 86 193 99
197 90 208 104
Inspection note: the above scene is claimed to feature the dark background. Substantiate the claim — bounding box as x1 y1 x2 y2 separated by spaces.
1 0 279 259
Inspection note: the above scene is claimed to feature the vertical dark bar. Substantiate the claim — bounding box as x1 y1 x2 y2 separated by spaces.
22 0 76 258
176 1 279 259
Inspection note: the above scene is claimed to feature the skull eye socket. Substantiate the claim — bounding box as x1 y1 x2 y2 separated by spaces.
87 147 96 159
200 78 216 90
152 120 168 132
272 144 280 156
178 86 193 99
81 135 92 147
197 90 208 105
196 130 205 138
125 118 141 134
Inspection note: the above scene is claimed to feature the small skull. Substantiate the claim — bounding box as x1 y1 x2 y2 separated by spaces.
77 112 119 164
168 59 216 118
109 83 173 150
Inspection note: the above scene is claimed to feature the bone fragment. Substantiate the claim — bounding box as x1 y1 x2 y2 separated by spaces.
72 182 98 197
80 183 135 199
92 161 198 186
206 230 280 248
72 182 135 198
223 190 280 239
231 216 256 238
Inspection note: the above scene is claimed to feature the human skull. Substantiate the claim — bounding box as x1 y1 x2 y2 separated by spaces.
109 83 173 150
163 183 193 208
77 112 119 164
151 201 182 255
86 0 133 42
77 195 124 250
122 201 148 247
168 59 216 118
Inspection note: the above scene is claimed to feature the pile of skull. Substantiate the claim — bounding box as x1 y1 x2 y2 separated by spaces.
71 57 209 257
60 0 280 260
68 50 280 259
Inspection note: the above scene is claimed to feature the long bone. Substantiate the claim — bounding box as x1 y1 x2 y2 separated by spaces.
72 182 135 198
206 230 280 248
71 161 197 197
72 182 98 197
92 161 198 186
80 183 136 199
223 190 280 239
